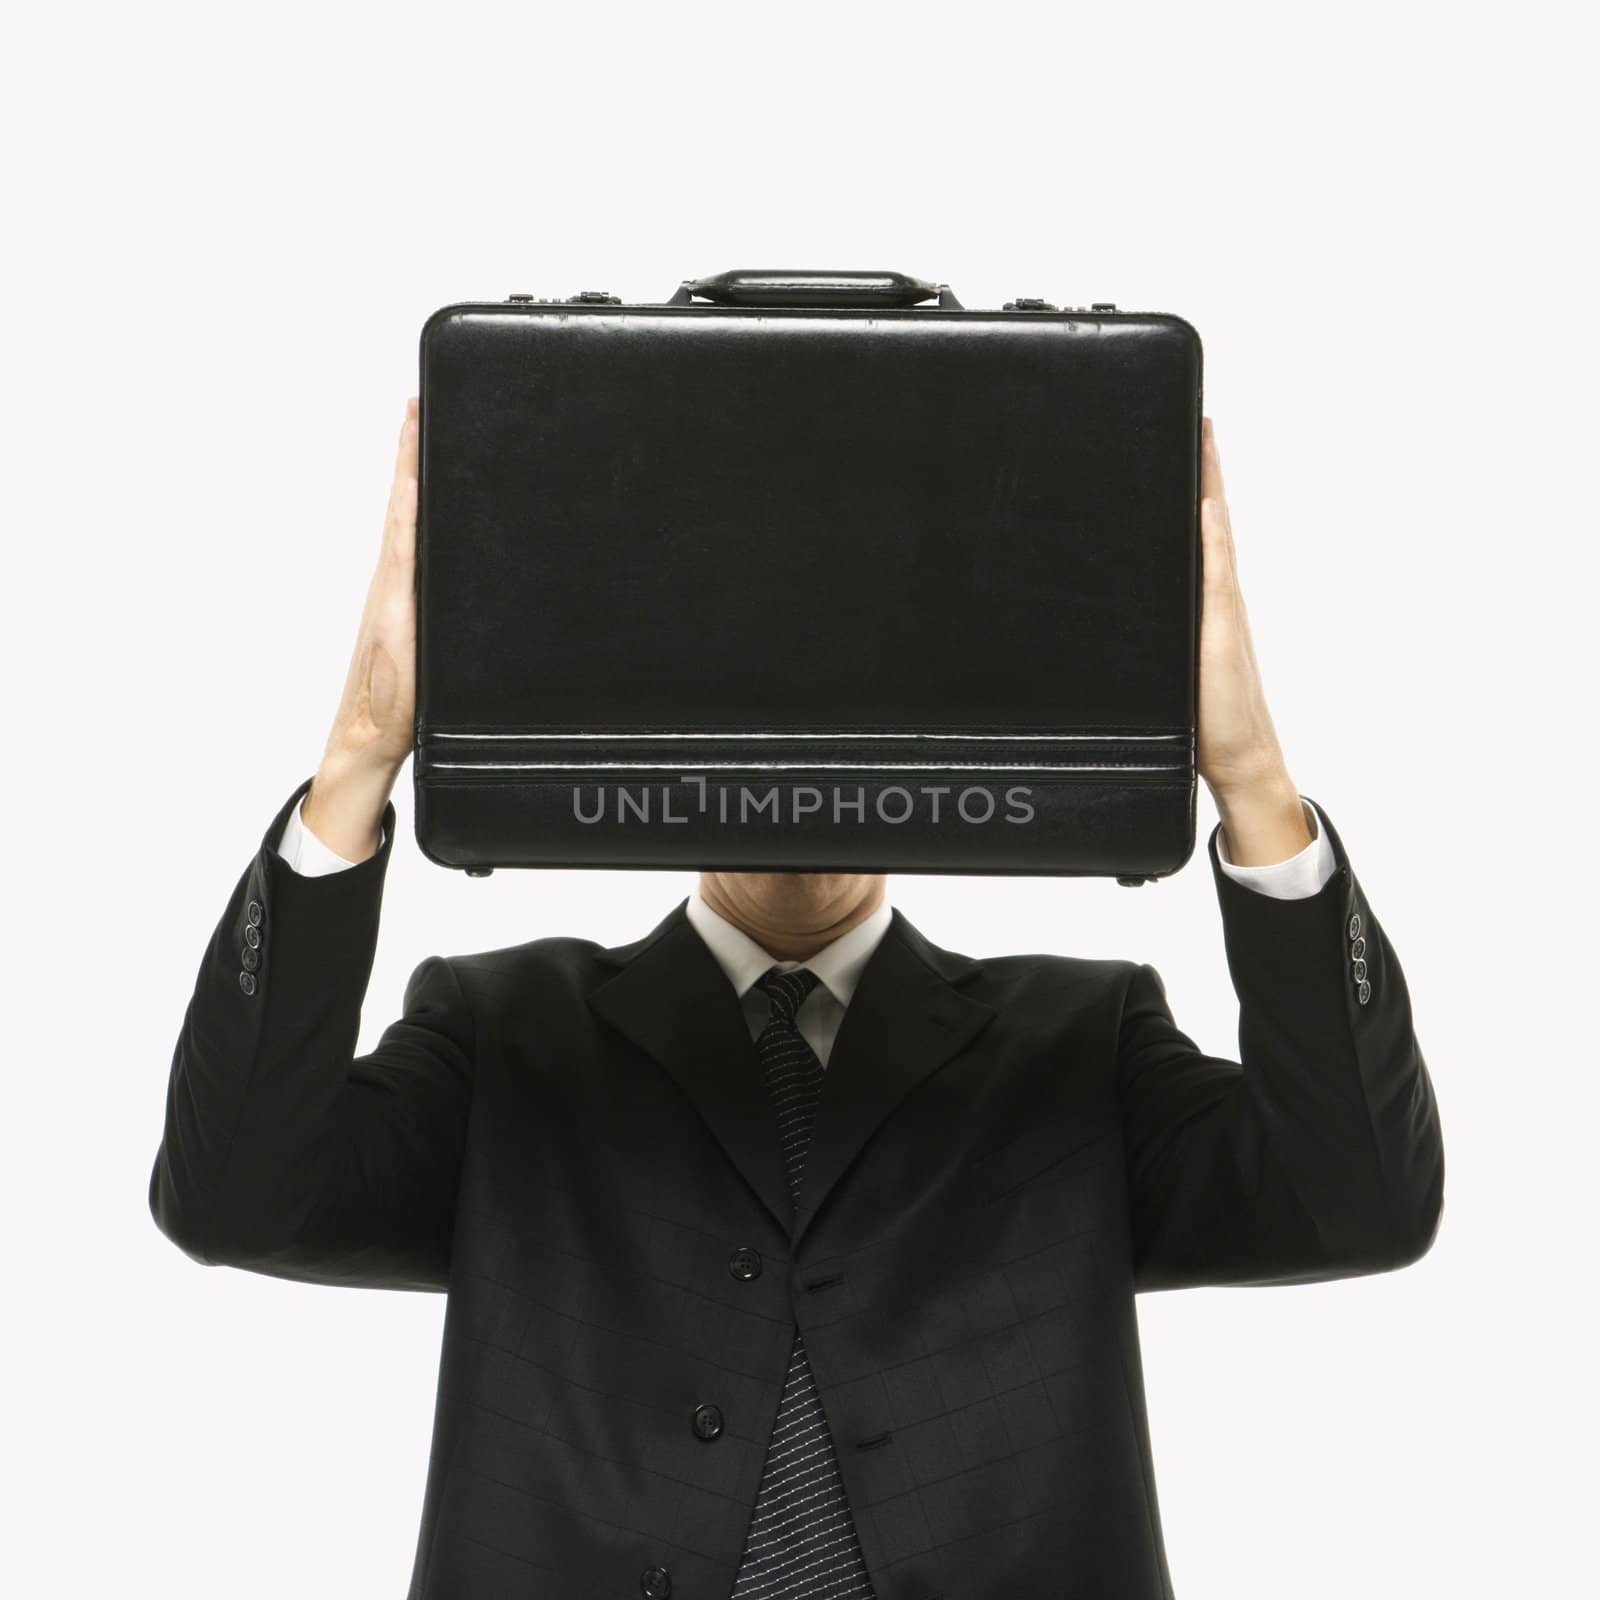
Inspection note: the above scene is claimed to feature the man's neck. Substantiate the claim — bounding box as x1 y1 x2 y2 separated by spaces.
695 872 888 962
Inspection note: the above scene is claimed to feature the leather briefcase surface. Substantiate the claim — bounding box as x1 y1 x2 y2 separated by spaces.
415 269 1202 879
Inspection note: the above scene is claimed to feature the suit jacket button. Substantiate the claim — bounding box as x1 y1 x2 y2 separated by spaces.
1358 979 1372 1004
241 946 260 973
692 1403 724 1441
729 1246 763 1280
239 971 256 996
640 1565 672 1598
1348 912 1362 940
1351 936 1366 959
247 899 263 927
1352 957 1367 982
244 923 261 950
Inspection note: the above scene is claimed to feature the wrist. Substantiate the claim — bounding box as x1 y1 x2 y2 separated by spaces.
1208 757 1295 810
1208 766 1311 867
316 736 404 789
302 752 398 863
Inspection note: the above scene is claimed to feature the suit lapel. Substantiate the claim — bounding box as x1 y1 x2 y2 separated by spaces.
587 900 995 1252
587 900 795 1236
792 908 994 1252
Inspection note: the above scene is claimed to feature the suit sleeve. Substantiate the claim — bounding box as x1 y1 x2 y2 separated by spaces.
148 774 473 1292
1215 795 1338 899
276 788 389 874
1115 795 1444 1290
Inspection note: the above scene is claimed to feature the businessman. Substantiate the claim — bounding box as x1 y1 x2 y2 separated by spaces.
150 401 1444 1599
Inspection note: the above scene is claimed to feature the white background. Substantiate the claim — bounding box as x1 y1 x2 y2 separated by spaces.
4 3 1595 1595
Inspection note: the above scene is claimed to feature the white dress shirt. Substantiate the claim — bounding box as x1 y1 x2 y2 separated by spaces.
272 791 1339 1013
684 891 894 1065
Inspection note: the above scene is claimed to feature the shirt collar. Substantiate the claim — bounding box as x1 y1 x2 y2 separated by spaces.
685 891 893 1009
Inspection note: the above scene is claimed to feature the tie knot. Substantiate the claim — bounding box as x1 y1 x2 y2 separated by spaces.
755 965 821 1025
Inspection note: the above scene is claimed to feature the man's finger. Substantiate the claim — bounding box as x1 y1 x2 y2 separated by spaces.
1200 496 1237 596
395 396 419 486
385 474 418 568
1201 419 1241 571
382 399 420 560
1200 415 1227 506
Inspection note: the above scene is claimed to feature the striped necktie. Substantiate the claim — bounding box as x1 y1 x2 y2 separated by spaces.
731 966 876 1600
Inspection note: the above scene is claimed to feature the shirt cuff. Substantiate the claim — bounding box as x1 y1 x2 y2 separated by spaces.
1214 796 1336 900
273 792 388 877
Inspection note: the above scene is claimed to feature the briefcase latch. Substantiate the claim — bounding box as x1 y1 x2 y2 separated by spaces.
503 291 622 305
1003 298 1120 313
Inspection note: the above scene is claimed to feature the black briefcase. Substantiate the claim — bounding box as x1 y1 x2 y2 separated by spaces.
414 269 1202 880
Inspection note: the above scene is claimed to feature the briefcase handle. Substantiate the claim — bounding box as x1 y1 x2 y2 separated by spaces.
668 268 964 310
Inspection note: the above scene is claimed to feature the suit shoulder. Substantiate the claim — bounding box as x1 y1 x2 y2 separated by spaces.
968 949 1140 996
445 933 613 987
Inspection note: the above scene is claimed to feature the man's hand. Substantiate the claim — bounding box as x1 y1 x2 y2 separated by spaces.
1196 416 1313 866
300 396 420 863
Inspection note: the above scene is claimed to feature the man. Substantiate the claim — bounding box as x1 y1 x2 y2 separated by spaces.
150 400 1444 1599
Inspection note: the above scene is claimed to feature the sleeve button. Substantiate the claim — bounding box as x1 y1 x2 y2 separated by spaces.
1347 912 1362 940
247 900 263 926
241 946 260 973
239 971 257 996
1357 979 1371 1004
1352 957 1367 982
1351 936 1365 959
244 923 261 950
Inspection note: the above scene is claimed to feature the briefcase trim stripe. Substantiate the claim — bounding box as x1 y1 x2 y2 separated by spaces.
418 727 1194 779
424 729 1191 742
428 760 1190 773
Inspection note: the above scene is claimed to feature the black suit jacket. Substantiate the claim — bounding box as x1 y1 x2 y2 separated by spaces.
150 775 1444 1599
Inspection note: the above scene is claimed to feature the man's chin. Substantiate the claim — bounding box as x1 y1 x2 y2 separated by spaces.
700 870 883 931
